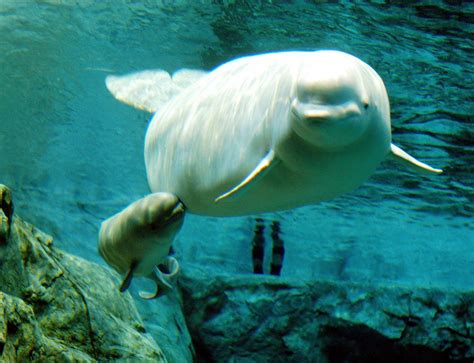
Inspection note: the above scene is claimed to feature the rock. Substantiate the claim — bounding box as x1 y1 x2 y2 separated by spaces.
134 290 196 363
180 267 474 362
0 184 13 246
0 292 93 361
0 184 168 361
3 180 472 362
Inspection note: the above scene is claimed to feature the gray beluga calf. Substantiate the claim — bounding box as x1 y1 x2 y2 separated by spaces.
102 50 442 298
98 192 184 299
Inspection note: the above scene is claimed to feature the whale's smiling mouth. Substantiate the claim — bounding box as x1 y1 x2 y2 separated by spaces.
290 97 370 149
291 99 362 124
164 201 185 226
151 201 185 230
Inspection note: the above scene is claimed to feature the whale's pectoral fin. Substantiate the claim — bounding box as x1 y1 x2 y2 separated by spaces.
390 143 443 174
119 260 138 293
215 149 281 203
139 256 180 300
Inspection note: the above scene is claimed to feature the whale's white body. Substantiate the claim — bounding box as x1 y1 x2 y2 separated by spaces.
144 51 391 216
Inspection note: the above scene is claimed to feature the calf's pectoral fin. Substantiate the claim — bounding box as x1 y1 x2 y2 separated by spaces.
119 260 138 293
390 143 443 174
215 149 281 203
139 256 180 300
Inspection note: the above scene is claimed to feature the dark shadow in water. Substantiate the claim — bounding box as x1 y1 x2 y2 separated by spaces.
322 324 465 363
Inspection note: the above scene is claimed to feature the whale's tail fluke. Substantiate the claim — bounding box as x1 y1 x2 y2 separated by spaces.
106 69 208 113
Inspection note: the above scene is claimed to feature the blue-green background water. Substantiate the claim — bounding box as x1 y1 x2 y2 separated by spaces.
0 1 472 292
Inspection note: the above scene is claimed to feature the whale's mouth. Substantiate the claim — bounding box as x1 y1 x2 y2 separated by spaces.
164 201 185 225
290 97 370 149
152 200 185 230
291 99 361 124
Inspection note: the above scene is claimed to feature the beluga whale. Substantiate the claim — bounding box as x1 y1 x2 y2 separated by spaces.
98 193 184 299
100 50 442 298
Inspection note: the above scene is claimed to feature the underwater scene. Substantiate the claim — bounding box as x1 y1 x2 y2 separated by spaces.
0 0 473 362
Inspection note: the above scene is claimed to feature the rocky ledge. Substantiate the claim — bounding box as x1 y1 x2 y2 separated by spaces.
0 184 168 361
180 268 473 362
1 183 473 362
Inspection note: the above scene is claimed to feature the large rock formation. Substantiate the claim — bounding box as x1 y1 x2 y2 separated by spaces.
2 182 473 362
0 184 170 361
133 285 195 362
180 267 474 362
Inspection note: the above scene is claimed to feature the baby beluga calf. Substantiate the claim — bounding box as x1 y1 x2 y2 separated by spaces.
100 50 442 299
99 193 184 299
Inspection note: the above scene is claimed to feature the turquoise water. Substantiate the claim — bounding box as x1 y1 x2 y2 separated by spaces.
0 1 472 290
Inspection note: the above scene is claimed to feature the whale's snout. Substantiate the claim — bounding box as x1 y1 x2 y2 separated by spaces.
146 193 185 232
290 94 370 150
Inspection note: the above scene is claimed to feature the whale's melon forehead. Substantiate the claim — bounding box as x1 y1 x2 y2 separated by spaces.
296 53 368 105
296 74 362 105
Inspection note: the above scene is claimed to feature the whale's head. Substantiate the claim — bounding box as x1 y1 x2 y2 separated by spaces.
99 193 185 276
98 192 185 298
290 51 390 150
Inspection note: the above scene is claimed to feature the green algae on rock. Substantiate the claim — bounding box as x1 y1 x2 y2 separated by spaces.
0 184 167 362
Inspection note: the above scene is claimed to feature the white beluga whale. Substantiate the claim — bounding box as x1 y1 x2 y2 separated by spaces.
101 50 442 298
98 193 184 299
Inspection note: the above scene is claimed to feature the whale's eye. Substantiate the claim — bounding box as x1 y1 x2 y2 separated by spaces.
363 102 369 110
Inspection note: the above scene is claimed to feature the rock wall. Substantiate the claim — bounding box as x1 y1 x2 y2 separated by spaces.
134 286 196 362
180 267 474 362
0 184 171 361
2 182 473 362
